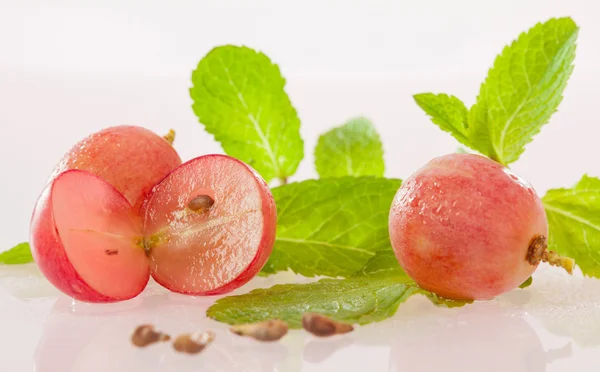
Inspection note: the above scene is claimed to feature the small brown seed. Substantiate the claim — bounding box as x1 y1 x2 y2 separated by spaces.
173 331 216 354
131 324 171 347
230 319 288 342
302 313 354 337
187 194 215 213
104 249 119 256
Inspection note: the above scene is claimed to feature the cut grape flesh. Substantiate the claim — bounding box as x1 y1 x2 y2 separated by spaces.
31 170 149 301
142 155 277 295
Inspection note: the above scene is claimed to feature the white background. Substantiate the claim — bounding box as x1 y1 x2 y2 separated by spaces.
1 1 600 371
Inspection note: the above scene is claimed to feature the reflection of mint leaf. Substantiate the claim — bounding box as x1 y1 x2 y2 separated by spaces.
415 18 578 165
314 117 384 178
543 175 600 278
413 94 470 146
190 45 304 183
0 243 33 265
261 177 401 277
208 251 468 327
470 17 578 164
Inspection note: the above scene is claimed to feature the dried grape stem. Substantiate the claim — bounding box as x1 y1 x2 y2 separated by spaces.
137 232 169 256
163 129 176 145
526 235 575 274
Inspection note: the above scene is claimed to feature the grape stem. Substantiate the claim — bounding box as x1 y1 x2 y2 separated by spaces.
136 232 169 256
163 129 176 145
526 235 575 274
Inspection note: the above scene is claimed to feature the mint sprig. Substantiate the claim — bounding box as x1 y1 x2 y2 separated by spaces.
543 175 600 278
415 17 578 165
261 177 401 278
0 243 34 265
314 117 385 178
190 45 304 184
209 251 468 327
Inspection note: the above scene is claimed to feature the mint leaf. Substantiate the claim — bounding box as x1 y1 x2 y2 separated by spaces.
314 117 384 178
357 250 469 307
261 177 402 277
469 17 578 164
208 276 410 328
543 175 600 278
190 45 304 183
413 93 470 146
455 147 474 154
519 276 533 289
0 243 33 265
357 250 403 278
208 251 468 327
415 18 579 164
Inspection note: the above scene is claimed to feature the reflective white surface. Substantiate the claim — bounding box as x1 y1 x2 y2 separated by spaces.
1 265 600 372
2 1 600 371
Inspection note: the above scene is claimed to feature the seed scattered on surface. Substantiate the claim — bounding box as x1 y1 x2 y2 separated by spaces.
230 319 288 342
173 331 216 354
302 313 354 337
131 324 171 347
104 249 119 256
187 194 215 213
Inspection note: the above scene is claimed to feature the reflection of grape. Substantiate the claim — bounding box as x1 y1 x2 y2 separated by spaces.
501 265 600 348
0 264 59 300
295 300 554 372
388 305 546 372
34 293 286 372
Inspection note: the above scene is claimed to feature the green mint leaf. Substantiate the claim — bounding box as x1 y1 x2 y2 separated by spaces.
190 45 304 183
413 93 470 146
0 243 34 265
455 147 475 154
519 276 533 289
543 175 600 278
469 17 578 165
356 250 403 278
314 117 384 178
208 276 411 328
261 177 402 277
356 250 467 308
208 251 468 327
